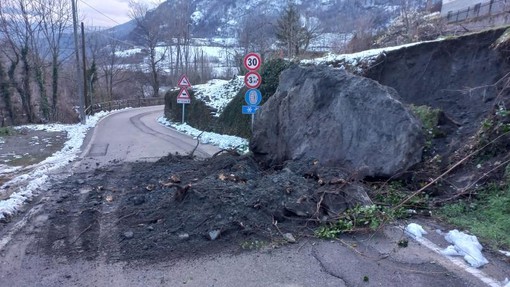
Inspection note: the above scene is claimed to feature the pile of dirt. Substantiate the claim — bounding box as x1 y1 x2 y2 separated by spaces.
36 153 371 262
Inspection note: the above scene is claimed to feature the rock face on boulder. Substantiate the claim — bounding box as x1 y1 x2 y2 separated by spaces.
250 66 424 177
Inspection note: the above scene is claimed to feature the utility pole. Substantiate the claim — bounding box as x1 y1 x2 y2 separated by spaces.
81 22 88 115
71 0 86 124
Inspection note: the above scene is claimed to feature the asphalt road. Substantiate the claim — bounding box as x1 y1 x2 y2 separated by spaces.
0 106 508 287
78 106 219 170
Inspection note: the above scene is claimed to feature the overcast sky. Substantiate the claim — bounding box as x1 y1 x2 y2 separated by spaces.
78 0 156 28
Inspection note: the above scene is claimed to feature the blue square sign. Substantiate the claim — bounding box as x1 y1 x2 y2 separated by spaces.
242 105 259 114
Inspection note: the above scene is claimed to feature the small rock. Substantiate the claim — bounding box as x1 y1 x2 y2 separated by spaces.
123 231 134 239
178 233 190 240
207 230 221 241
77 179 85 185
283 233 296 243
146 225 154 231
132 196 145 206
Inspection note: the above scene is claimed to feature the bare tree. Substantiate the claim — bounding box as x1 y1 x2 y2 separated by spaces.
87 30 127 103
0 0 39 123
238 11 274 58
129 0 165 97
0 53 15 125
346 14 375 53
35 0 73 120
169 0 192 80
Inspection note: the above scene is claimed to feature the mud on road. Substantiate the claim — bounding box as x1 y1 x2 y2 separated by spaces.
34 152 367 263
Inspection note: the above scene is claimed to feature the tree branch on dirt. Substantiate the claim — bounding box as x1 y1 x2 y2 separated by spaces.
72 220 98 244
434 156 510 204
187 131 204 158
393 129 510 211
212 145 242 158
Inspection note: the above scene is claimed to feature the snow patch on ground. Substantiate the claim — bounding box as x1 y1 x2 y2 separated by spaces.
157 116 248 152
0 110 119 221
193 76 244 116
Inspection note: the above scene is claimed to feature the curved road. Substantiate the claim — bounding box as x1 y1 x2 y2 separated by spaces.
79 106 218 168
0 107 508 286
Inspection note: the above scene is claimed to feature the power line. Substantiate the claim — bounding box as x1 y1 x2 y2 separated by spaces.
78 0 124 27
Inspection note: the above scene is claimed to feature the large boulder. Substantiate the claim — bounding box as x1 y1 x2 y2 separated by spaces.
250 65 424 177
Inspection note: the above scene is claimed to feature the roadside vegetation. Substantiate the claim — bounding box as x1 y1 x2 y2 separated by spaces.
438 182 510 248
314 98 510 249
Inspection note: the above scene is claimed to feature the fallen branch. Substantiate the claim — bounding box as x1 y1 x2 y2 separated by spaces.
187 131 204 158
116 210 140 224
434 156 510 205
392 130 510 212
72 220 97 244
212 145 242 158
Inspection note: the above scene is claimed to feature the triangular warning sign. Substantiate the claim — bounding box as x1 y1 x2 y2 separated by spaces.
177 88 191 104
177 88 190 99
178 75 192 88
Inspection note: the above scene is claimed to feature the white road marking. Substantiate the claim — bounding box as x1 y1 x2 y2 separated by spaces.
404 226 503 287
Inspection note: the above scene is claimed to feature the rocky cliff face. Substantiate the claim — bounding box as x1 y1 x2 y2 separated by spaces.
250 66 424 177
364 27 510 156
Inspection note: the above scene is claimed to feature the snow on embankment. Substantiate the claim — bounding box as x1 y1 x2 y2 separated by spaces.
301 40 439 73
158 117 248 153
0 111 115 221
192 76 244 117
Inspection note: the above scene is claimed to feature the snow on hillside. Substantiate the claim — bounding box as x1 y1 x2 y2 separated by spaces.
116 42 240 78
302 39 440 72
193 76 244 116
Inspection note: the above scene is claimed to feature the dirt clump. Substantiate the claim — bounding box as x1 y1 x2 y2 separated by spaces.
36 153 372 263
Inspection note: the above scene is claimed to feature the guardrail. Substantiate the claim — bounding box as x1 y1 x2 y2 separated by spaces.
88 97 165 114
445 0 510 23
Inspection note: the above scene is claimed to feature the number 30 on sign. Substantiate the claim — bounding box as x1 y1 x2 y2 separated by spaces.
244 71 261 89
243 53 261 71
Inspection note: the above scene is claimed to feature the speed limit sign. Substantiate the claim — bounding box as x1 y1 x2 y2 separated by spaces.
244 71 262 89
243 53 261 71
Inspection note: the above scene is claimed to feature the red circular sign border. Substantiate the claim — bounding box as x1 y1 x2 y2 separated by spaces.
244 71 262 89
243 53 262 71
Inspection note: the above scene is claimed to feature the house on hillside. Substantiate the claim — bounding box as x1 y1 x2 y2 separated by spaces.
441 0 508 22
442 0 490 16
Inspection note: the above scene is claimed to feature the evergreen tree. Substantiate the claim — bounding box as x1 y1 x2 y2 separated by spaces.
275 3 320 58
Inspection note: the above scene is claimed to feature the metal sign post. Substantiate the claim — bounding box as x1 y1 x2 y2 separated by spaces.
177 75 192 124
242 53 263 132
177 88 191 123
182 104 185 124
242 89 262 131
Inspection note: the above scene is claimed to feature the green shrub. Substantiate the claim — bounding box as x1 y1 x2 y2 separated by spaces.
438 183 510 249
164 89 217 132
0 127 14 136
217 58 292 138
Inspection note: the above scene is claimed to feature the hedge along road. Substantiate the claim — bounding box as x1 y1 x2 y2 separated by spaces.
78 105 219 169
0 106 505 287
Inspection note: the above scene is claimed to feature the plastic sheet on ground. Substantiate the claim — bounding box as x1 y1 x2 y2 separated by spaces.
441 229 489 268
405 223 428 238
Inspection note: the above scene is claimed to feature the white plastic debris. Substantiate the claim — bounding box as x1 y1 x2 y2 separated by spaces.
405 223 428 238
499 250 510 257
440 230 489 268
